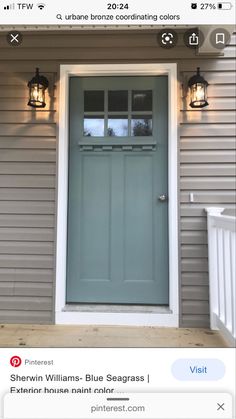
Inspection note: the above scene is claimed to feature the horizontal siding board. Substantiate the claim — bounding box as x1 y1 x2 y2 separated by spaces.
180 111 236 124
0 124 56 137
0 268 53 282
180 124 235 137
0 137 56 149
181 97 236 111
0 111 56 124
0 72 54 86
0 150 56 162
182 301 209 314
0 282 53 297
0 86 53 98
181 245 208 258
0 201 55 214
180 205 207 217
181 191 236 203
0 282 13 295
0 255 54 269
220 46 236 58
0 57 235 72
0 47 199 60
0 310 52 324
0 242 54 255
0 188 55 201
178 59 236 72
181 164 235 176
0 98 55 111
207 84 236 97
182 71 236 85
0 62 59 72
181 258 209 272
0 163 56 175
0 214 54 228
181 177 235 190
0 175 55 188
0 296 52 310
182 272 209 286
180 150 236 163
0 228 54 242
181 217 207 230
181 315 209 328
180 137 236 150
181 231 208 245
182 285 209 301
180 204 235 216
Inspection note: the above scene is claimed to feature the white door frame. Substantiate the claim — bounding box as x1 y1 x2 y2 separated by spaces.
55 63 179 326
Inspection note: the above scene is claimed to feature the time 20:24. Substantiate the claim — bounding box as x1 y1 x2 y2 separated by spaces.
107 3 129 9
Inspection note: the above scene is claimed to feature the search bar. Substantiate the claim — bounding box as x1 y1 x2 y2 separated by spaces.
4 393 233 418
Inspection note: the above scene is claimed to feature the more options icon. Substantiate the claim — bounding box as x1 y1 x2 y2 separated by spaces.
157 29 178 49
184 28 204 49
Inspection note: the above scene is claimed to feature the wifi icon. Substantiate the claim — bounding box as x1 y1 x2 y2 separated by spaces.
37 3 45 9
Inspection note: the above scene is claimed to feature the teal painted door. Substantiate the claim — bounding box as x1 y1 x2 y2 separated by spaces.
66 76 169 304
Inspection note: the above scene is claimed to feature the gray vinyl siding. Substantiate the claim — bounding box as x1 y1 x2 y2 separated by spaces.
179 37 236 326
0 30 235 326
0 68 56 323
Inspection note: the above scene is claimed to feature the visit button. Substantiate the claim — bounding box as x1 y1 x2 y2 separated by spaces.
172 359 225 381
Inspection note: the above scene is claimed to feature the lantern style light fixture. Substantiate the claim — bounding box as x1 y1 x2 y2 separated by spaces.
28 68 49 108
188 67 209 108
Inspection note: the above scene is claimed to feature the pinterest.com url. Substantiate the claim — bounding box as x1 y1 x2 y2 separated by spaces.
91 404 145 414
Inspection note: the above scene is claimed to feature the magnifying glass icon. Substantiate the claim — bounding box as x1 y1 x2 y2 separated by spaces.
56 14 63 20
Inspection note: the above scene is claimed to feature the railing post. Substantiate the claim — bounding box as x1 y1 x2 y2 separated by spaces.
205 207 225 330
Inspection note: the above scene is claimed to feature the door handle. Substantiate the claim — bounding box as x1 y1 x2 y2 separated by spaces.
158 194 168 202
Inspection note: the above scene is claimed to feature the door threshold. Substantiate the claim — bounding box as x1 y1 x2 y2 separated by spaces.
63 304 171 314
57 306 177 326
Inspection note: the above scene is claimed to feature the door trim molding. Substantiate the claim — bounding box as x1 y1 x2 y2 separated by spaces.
56 63 179 326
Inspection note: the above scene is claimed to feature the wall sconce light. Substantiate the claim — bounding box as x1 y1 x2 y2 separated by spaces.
188 67 209 108
28 68 49 108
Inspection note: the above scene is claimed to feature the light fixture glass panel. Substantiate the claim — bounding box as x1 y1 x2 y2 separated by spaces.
108 91 128 112
84 116 104 137
132 90 152 111
29 83 45 107
190 83 207 107
108 116 128 136
131 117 152 136
84 91 104 112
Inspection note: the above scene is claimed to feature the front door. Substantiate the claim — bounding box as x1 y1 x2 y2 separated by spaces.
66 76 169 305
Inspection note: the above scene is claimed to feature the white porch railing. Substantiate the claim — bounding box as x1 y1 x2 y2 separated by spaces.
206 207 236 347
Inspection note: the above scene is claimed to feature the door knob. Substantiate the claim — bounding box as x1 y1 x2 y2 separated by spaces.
158 194 168 202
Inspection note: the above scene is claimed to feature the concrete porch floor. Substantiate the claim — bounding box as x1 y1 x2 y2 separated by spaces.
0 324 227 347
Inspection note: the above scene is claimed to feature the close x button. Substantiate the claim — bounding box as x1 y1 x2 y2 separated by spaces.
6 31 23 46
217 402 225 411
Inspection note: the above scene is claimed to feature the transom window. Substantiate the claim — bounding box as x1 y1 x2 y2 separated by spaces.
83 90 153 137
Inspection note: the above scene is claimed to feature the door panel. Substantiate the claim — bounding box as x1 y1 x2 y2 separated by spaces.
80 155 110 281
67 76 169 305
124 154 153 283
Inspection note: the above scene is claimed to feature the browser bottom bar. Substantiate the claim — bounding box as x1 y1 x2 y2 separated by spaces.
4 393 233 419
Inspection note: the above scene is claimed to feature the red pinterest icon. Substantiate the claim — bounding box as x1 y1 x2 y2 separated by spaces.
10 356 22 367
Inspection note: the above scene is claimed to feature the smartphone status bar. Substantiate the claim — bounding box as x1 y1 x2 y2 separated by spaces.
0 0 235 25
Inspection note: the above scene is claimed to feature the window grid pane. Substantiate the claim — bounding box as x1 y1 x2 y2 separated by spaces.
84 91 104 112
108 91 128 112
132 90 153 112
83 89 153 138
